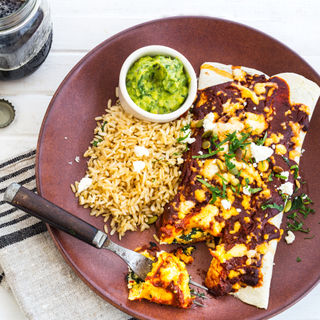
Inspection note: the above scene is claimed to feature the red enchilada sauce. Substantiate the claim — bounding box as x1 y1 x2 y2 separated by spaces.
157 71 310 297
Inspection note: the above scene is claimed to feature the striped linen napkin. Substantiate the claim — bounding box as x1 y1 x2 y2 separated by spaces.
0 150 136 320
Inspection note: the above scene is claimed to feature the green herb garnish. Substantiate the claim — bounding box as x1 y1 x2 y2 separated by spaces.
197 179 222 204
93 139 102 147
101 121 108 131
290 165 299 179
261 202 284 211
250 187 262 194
287 212 310 233
282 156 290 166
256 131 268 146
297 257 302 262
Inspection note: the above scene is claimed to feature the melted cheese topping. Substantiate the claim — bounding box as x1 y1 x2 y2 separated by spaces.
128 251 193 308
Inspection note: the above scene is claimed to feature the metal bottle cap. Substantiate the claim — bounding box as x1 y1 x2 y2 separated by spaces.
0 99 15 128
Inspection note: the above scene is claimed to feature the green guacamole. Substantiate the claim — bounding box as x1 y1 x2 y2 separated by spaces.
126 55 189 114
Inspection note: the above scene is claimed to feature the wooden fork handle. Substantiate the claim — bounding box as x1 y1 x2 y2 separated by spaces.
4 183 107 248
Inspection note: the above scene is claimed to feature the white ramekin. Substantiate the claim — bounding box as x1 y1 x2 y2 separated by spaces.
118 45 197 123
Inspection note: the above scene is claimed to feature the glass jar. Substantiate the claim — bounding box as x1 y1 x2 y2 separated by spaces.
0 0 52 81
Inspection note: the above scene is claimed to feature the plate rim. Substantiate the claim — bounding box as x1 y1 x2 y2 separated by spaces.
36 15 320 320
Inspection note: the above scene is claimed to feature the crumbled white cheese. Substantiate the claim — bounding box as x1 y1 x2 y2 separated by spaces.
253 107 257 110
77 177 92 193
177 158 184 164
182 128 196 144
198 151 203 155
133 161 145 173
281 171 289 181
253 163 257 167
203 112 217 132
242 163 247 169
236 208 241 213
285 230 295 244
75 156 80 163
250 142 274 163
68 162 72 165
221 199 231 210
64 137 67 139
277 182 294 196
134 146 149 157
243 186 251 196
185 136 196 144
294 156 299 163
272 144 275 149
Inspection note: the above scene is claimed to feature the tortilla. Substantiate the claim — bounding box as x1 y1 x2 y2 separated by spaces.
198 63 320 308
157 62 320 309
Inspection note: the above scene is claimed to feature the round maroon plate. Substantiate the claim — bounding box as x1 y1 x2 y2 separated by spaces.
36 16 320 320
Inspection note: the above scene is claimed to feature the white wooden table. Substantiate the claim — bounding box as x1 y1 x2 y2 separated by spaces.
1 0 320 319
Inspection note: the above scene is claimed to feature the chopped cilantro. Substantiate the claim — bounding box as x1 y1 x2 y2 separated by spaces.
222 181 226 199
250 187 262 194
192 147 224 159
297 257 302 262
177 123 191 143
216 173 228 183
288 194 315 219
229 131 251 153
275 174 288 180
290 165 299 179
261 202 284 211
197 179 222 204
93 139 102 147
287 212 310 233
256 131 268 146
304 235 314 240
225 157 236 171
101 121 108 131
282 156 290 166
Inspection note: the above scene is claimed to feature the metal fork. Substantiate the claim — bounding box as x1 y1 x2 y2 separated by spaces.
4 183 207 292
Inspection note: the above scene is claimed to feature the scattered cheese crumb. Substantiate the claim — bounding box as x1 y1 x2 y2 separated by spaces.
285 230 295 244
253 107 257 110
243 186 251 196
68 162 72 165
236 208 241 212
177 158 184 164
134 146 149 157
198 151 203 155
281 171 289 181
78 177 92 193
64 137 67 139
253 163 257 167
203 112 217 132
294 156 299 163
277 182 294 196
272 144 275 149
221 199 231 210
133 161 145 173
75 156 80 163
250 142 274 162
182 128 196 144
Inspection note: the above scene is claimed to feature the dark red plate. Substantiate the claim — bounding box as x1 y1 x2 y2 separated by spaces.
36 16 320 320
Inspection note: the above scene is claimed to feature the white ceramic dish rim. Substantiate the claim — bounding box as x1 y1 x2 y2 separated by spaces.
118 45 197 122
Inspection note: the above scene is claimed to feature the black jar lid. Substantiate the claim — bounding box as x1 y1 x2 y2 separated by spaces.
0 99 15 128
